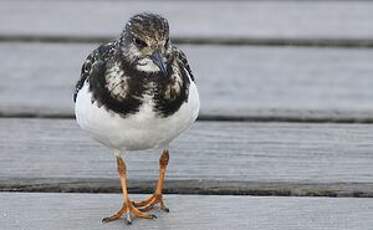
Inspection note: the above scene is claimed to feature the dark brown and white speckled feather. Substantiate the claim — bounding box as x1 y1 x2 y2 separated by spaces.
74 43 192 118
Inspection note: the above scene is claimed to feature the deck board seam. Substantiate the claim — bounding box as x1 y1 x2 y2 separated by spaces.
2 35 373 48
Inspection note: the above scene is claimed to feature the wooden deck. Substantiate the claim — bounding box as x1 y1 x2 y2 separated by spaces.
1 0 372 229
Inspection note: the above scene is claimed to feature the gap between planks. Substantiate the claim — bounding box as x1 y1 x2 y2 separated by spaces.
3 113 373 124
1 178 373 198
2 35 373 48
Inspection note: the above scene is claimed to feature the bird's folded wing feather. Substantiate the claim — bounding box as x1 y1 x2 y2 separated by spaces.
173 47 195 82
73 43 115 102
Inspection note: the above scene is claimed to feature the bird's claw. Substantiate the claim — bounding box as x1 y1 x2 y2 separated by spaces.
161 206 170 213
124 212 132 225
133 194 169 213
102 201 157 224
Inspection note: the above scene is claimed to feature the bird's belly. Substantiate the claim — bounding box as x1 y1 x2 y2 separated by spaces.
75 82 199 151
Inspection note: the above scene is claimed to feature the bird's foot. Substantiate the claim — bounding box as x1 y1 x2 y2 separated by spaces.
102 200 157 225
133 194 169 212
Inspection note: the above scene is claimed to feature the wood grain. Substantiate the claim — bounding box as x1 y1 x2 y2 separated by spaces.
1 192 373 230
1 43 373 121
1 118 373 196
1 1 373 40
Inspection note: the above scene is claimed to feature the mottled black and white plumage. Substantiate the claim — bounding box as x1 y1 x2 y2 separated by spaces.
74 13 199 151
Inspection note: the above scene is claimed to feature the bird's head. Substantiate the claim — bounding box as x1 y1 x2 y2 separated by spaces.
119 13 171 76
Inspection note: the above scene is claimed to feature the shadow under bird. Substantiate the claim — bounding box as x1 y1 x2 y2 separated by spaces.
73 13 200 224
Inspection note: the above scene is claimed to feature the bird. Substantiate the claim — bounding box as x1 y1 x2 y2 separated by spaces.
73 13 200 224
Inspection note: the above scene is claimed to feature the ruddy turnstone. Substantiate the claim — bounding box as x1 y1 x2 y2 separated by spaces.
73 13 199 224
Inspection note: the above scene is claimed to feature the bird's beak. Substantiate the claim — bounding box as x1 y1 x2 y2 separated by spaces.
150 51 167 76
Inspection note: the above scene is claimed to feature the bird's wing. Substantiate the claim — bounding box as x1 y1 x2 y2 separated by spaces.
173 47 195 82
73 42 115 103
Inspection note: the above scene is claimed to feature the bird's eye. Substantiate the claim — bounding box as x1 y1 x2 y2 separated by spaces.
134 38 147 48
164 38 170 48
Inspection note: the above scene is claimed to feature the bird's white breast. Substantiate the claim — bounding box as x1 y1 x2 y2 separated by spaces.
75 80 199 152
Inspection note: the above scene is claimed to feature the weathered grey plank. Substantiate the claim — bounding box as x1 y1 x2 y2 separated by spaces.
1 42 373 121
1 118 373 196
1 193 373 230
1 1 373 40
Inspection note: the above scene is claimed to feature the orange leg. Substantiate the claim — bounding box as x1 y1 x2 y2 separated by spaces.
102 155 157 224
133 149 170 212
